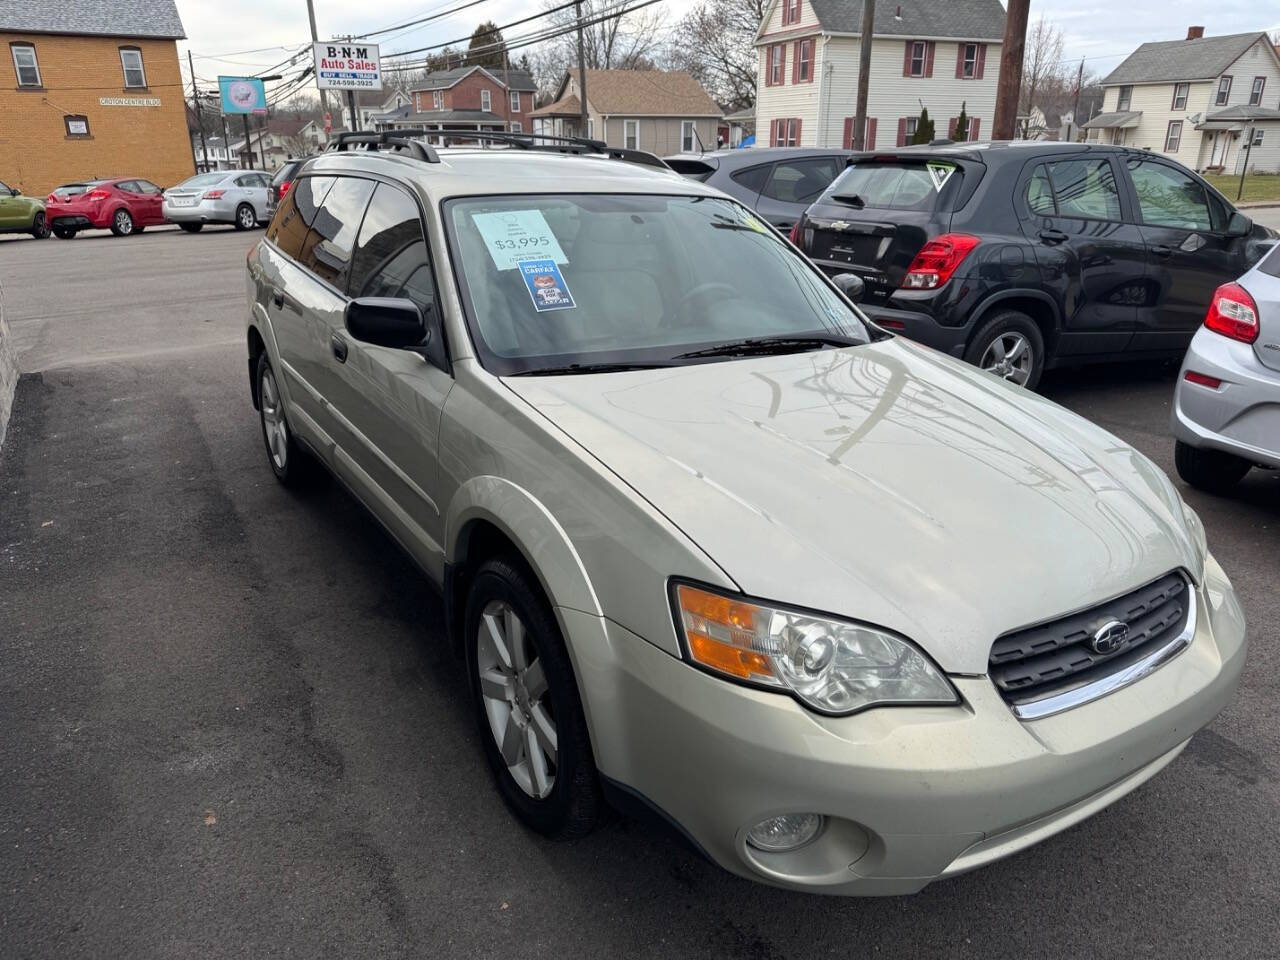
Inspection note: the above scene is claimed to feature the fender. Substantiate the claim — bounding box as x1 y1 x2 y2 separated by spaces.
967 287 1062 334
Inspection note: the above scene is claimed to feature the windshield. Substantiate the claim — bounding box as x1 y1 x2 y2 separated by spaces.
176 173 229 189
444 194 873 375
821 162 954 211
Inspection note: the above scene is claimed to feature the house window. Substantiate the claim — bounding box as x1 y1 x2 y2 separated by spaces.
10 43 40 87
1215 75 1232 105
481 89 491 112
509 90 520 113
1164 120 1183 152
1252 128 1265 148
1250 77 1265 105
961 43 978 78
781 0 801 25
771 118 800 147
587 117 594 138
433 91 443 109
909 41 926 77
1171 83 1189 110
510 120 522 133
119 47 146 88
1116 85 1132 111
681 120 695 152
624 119 638 150
905 116 918 143
768 44 786 86
64 114 90 138
797 39 812 82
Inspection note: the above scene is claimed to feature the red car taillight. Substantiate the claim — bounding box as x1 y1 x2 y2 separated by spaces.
278 180 292 197
203 190 225 199
85 189 110 201
1203 282 1259 344
788 221 802 245
901 234 981 289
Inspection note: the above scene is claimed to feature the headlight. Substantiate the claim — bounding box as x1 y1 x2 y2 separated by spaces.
672 583 958 715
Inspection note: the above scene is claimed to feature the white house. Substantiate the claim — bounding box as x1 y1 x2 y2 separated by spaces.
753 0 1005 150
1084 27 1280 173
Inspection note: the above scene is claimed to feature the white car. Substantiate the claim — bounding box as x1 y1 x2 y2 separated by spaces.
162 170 273 232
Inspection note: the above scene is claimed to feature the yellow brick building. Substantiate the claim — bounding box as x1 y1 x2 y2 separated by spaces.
0 0 193 198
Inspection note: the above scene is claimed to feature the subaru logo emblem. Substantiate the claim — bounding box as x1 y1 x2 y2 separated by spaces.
1091 620 1129 655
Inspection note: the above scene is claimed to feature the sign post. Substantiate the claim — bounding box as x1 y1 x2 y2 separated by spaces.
313 41 382 135
218 76 268 168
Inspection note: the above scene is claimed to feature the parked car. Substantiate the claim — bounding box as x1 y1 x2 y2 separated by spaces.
1171 243 1280 493
162 170 273 232
790 142 1277 390
45 177 166 238
664 147 852 230
269 157 309 205
0 179 49 239
244 133 1244 896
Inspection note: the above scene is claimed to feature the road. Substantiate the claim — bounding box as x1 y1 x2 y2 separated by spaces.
1 227 1278 960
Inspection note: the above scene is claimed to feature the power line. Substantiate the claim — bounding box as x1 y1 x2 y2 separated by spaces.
379 0 587 62
354 0 495 40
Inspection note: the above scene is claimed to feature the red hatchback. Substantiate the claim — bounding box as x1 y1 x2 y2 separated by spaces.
45 177 167 238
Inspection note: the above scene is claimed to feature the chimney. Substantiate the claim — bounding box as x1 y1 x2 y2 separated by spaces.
1187 26 1204 40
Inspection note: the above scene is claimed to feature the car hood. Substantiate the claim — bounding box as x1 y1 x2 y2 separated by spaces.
503 339 1201 674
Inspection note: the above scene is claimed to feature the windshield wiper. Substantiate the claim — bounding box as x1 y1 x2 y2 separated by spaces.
513 362 675 376
674 336 858 360
830 193 867 208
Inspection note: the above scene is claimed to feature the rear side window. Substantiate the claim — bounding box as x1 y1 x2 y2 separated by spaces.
1258 243 1280 279
730 164 771 195
296 176 375 290
267 175 333 259
1026 165 1055 215
762 157 840 204
824 163 945 212
347 183 436 318
1041 159 1122 221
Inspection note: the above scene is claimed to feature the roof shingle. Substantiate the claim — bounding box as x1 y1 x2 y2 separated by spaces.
564 70 721 116
801 0 1005 40
1102 32 1267 84
0 0 185 39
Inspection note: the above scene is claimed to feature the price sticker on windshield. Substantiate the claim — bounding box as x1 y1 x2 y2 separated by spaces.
471 210 568 270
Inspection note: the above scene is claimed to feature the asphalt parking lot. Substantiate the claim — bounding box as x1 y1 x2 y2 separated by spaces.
1 224 1278 959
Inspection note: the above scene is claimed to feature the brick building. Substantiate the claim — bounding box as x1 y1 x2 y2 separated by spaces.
0 0 193 198
395 66 538 141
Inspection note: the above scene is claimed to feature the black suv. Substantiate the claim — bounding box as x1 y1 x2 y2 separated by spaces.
793 142 1277 389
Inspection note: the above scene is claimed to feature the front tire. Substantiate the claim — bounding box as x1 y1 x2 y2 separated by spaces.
30 212 50 239
1174 440 1251 494
110 208 134 236
256 352 314 488
465 558 602 840
234 203 255 231
179 222 203 233
964 310 1045 390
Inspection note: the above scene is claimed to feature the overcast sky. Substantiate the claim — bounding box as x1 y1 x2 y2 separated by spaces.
175 0 1280 93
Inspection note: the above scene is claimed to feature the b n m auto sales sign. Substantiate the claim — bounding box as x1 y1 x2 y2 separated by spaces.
313 42 383 91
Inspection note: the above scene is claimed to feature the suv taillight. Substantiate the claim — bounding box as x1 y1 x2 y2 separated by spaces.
278 180 292 198
1203 282 1259 344
788 221 802 245
85 189 110 201
902 234 981 289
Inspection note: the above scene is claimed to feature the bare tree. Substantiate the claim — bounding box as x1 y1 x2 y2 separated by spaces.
1019 14 1066 119
538 0 668 78
666 0 764 108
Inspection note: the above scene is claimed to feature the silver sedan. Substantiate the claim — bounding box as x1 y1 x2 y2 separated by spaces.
162 170 273 233
1172 243 1280 493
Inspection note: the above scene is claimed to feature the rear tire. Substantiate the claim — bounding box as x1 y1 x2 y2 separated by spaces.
53 227 76 240
964 310 1045 391
465 557 602 840
234 203 255 231
256 352 315 488
1174 440 1251 494
30 212 50 239
110 208 134 237
179 222 203 233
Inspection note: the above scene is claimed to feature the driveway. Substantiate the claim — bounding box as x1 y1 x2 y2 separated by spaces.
1 229 1278 959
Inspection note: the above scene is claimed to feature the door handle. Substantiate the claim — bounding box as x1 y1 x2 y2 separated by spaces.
1038 229 1069 245
330 334 348 364
271 290 285 308
1151 244 1174 259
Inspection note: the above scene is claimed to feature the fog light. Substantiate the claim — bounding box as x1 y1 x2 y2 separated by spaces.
745 813 824 852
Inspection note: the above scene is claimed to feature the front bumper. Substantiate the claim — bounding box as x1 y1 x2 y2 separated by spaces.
1172 327 1280 469
163 198 238 223
563 554 1246 895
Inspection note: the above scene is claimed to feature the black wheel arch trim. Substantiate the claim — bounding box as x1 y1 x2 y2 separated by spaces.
967 288 1062 333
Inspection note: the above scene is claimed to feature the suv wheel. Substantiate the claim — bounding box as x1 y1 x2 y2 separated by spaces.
965 311 1045 390
256 353 313 487
1174 440 1251 494
30 212 50 239
235 203 256 231
465 557 602 839
110 209 134 237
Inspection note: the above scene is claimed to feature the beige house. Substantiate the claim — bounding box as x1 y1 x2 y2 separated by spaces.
530 70 722 154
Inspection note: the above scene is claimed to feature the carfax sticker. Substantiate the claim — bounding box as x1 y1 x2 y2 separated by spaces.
519 259 576 312
471 210 568 270
926 162 956 191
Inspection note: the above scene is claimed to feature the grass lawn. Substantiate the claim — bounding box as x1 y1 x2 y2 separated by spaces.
1203 173 1280 204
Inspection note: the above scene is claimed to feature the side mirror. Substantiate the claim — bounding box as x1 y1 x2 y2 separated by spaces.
345 297 426 349
833 272 865 303
1226 211 1252 238
9 187 18 197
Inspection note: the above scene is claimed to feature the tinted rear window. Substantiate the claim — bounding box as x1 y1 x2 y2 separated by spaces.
730 164 771 195
822 162 952 211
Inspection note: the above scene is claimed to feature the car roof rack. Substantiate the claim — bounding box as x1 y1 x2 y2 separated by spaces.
324 128 669 170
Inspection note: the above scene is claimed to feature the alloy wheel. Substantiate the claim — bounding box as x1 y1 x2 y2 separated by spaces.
259 365 288 470
114 210 133 235
238 205 255 229
476 600 558 800
979 332 1033 386
32 212 49 239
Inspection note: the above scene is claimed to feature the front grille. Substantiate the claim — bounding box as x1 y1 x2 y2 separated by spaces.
990 572 1192 712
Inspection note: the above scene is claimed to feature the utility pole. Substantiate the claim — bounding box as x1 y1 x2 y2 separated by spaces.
1237 126 1253 201
1071 57 1084 142
851 0 874 149
503 43 512 135
187 49 207 172
575 0 589 137
305 0 331 130
992 0 1030 141
242 114 254 168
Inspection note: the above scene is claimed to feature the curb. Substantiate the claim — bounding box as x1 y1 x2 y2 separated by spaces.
0 282 17 452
